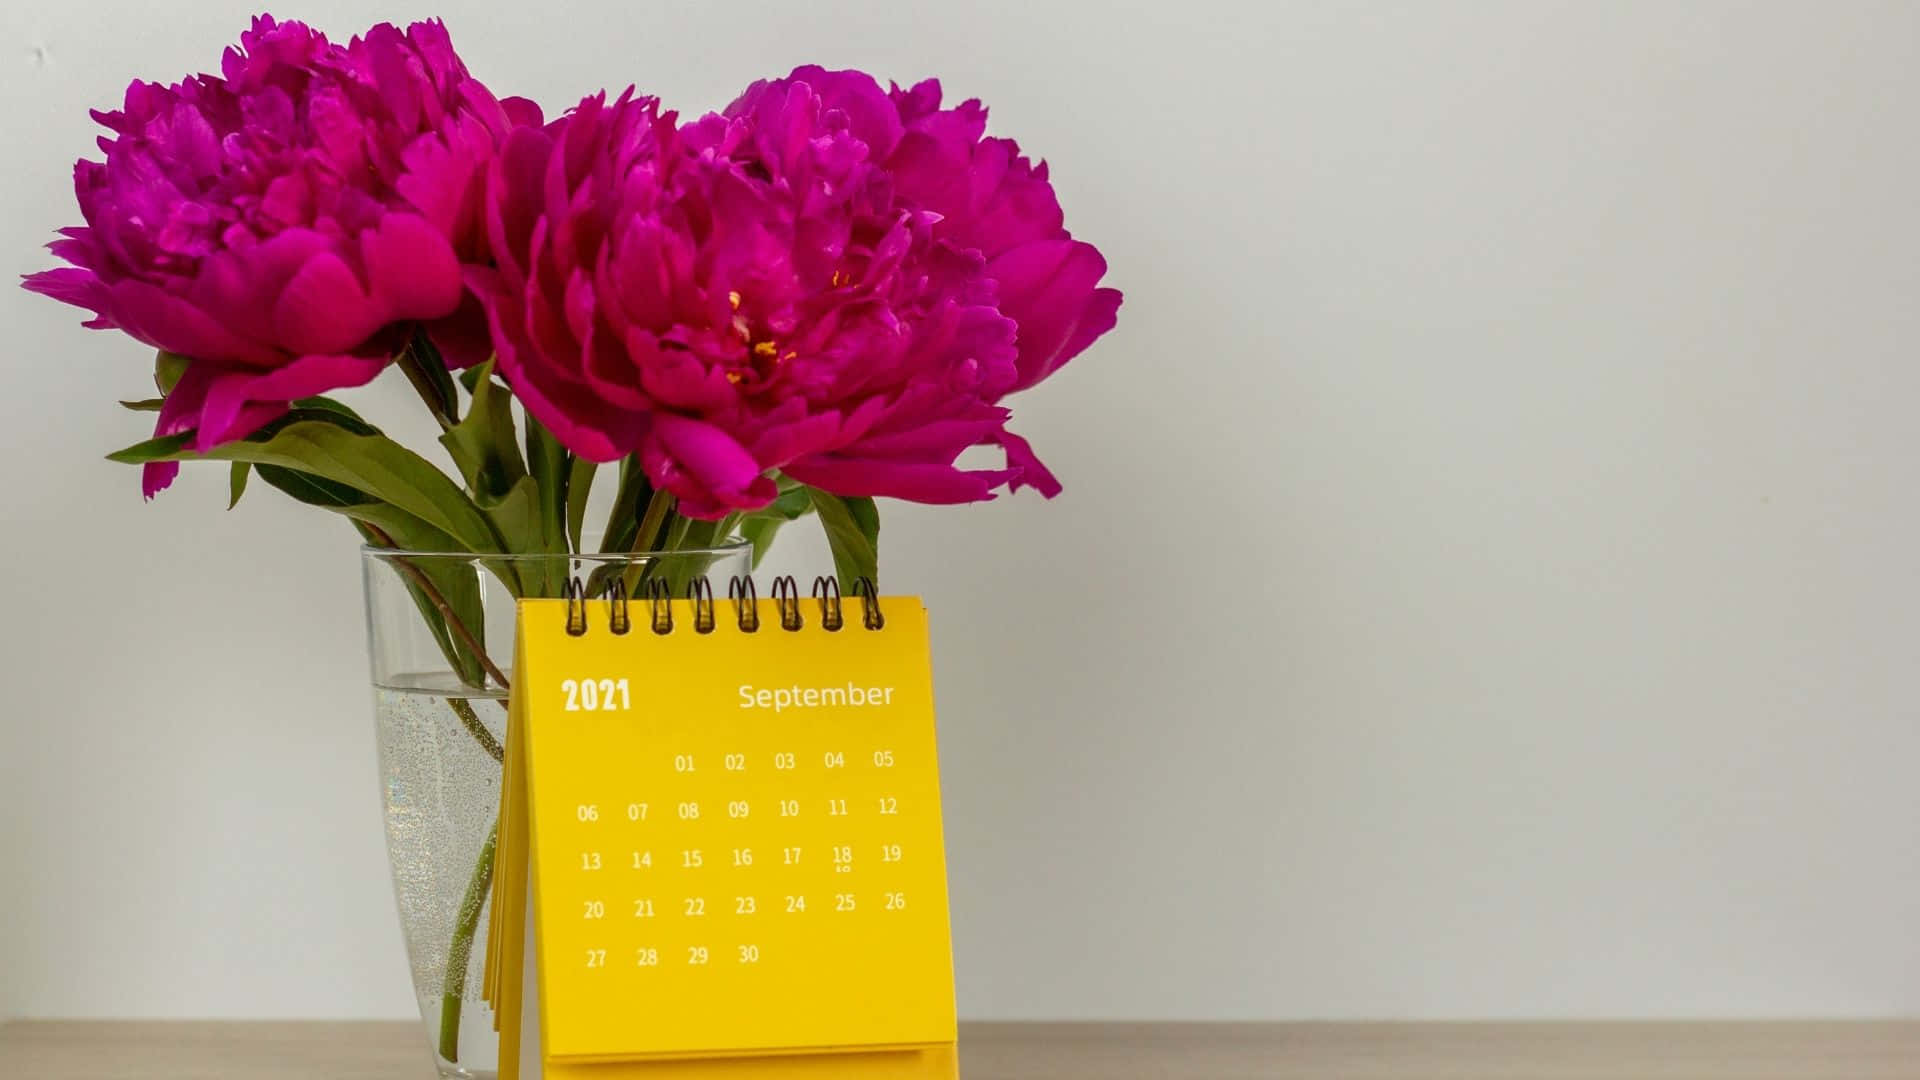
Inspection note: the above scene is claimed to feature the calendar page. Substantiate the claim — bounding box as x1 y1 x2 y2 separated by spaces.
505 593 957 1072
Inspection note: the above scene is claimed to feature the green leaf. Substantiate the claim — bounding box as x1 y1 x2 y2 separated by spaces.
731 475 811 568
227 463 249 510
397 331 458 427
112 433 190 459
656 514 739 595
348 502 468 553
747 481 813 522
253 463 374 510
525 416 569 556
290 395 376 428
739 516 784 570
107 400 381 469
154 351 189 395
806 489 880 589
256 466 464 562
566 456 598 553
581 508 735 603
599 457 650 553
245 453 461 552
119 398 164 412
473 476 548 592
266 405 382 439
679 515 727 550
439 360 527 498
437 363 565 586
109 420 504 554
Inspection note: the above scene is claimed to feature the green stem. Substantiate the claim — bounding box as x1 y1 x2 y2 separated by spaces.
359 523 512 691
439 819 499 1064
620 490 679 597
447 698 504 764
631 488 676 555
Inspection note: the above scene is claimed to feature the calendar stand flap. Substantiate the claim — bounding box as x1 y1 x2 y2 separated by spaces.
542 1044 958 1079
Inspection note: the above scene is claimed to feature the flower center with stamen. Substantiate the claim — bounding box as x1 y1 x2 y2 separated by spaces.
721 289 793 387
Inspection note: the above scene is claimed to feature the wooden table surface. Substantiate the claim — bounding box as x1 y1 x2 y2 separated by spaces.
3 1020 1918 1079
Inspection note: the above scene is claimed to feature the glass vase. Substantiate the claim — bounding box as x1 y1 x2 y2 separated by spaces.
362 545 752 1078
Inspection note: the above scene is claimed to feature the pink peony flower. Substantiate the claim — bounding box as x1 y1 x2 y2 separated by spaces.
468 69 1120 519
22 15 537 495
800 70 1122 397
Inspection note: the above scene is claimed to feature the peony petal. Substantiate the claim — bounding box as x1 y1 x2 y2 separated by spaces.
995 427 1062 498
139 360 217 498
360 212 464 319
748 410 845 468
21 268 112 324
426 292 495 369
988 240 1119 392
485 126 557 285
841 416 1005 459
142 460 181 499
640 421 779 519
783 66 903 160
192 352 387 449
1055 286 1122 381
650 413 765 494
105 278 281 367
482 276 643 461
230 350 389 403
271 252 384 356
783 455 1013 504
500 96 545 128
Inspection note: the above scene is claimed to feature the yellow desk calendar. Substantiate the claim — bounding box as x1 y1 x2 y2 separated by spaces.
486 577 958 1080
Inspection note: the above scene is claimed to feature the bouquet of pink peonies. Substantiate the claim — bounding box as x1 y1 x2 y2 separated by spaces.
25 14 1121 585
25 15 1121 1067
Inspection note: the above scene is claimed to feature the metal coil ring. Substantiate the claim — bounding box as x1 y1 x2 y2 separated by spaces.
852 576 885 630
560 572 875 636
771 575 803 631
644 577 674 634
605 577 631 635
688 576 716 634
728 575 760 633
562 577 589 637
811 576 844 632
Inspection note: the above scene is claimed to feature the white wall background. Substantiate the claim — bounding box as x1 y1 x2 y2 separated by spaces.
3 0 1919 1022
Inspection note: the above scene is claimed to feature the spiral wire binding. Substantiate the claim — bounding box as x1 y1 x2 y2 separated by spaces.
812 576 844 631
688 577 717 634
562 577 589 637
852 576 885 630
771 575 804 631
728 575 760 633
559 573 886 635
606 577 631 635
644 578 674 634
